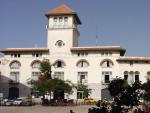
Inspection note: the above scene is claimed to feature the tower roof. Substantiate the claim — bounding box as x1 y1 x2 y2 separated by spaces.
45 4 81 24
46 4 74 14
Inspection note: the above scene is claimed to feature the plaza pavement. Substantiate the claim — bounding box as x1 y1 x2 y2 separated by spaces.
0 105 95 113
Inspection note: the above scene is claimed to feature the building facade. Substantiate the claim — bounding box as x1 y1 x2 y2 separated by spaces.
0 4 150 100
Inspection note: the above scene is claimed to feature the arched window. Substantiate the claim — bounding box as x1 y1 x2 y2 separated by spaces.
77 60 89 68
55 40 65 47
100 59 113 68
9 61 21 69
31 60 41 69
53 60 65 68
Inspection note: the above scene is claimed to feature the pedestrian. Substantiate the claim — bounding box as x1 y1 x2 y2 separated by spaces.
133 109 138 113
88 108 92 113
69 110 74 113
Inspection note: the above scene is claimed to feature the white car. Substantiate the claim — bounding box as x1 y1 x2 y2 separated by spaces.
0 99 7 106
0 99 13 106
5 100 13 106
13 98 23 106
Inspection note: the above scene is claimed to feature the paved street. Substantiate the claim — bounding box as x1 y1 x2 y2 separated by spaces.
0 105 94 113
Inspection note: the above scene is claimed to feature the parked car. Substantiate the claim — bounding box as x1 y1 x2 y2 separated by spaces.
22 101 32 106
84 98 97 103
0 99 13 106
13 98 23 106
0 99 7 106
5 100 13 106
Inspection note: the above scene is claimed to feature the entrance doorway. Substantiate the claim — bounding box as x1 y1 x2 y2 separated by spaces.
101 88 112 100
9 87 19 99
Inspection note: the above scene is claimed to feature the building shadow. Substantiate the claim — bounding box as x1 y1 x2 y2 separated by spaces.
0 74 31 99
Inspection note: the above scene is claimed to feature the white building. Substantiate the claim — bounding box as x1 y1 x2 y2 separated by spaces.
0 4 150 100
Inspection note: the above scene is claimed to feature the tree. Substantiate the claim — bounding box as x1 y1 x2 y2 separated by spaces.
88 78 143 113
108 78 129 97
108 78 141 113
141 79 150 102
50 79 73 99
40 59 52 79
76 84 91 98
28 60 74 101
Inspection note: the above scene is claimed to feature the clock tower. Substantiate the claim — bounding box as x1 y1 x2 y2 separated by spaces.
45 4 81 55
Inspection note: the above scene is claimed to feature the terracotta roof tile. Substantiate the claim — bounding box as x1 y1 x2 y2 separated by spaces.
71 46 126 55
45 4 81 24
71 46 126 51
0 48 49 53
117 57 150 62
46 4 75 15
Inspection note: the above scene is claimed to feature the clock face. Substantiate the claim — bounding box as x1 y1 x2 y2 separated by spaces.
55 40 65 47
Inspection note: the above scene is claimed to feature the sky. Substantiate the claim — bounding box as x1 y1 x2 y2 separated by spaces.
0 0 150 57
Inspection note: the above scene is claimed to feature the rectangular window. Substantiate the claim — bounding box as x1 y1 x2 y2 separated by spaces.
54 17 57 24
11 54 13 57
101 52 104 56
64 17 68 26
14 54 17 57
54 72 64 80
32 53 42 57
102 71 112 84
32 72 40 81
11 53 21 58
78 72 88 84
147 72 150 80
18 54 20 57
54 17 57 22
77 91 85 99
105 52 108 56
109 52 112 56
104 75 110 83
124 75 128 80
77 91 84 99
135 75 139 82
77 52 88 57
130 61 133 66
59 17 63 26
128 74 134 84
101 52 112 56
10 72 19 83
